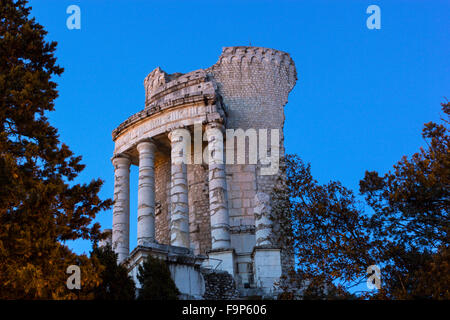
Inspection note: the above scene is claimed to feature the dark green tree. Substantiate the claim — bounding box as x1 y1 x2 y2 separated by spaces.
137 255 179 300
91 244 136 300
0 0 112 299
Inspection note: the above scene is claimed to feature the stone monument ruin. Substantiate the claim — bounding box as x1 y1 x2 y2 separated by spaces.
108 46 297 299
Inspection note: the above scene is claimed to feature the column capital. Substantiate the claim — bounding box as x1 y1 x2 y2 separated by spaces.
136 138 156 153
111 154 131 167
205 120 225 133
168 127 189 142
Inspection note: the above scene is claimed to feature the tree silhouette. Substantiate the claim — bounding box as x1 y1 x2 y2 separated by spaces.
274 102 449 299
91 245 136 300
137 255 179 300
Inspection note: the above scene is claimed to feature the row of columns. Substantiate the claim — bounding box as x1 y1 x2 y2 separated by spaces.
112 122 231 263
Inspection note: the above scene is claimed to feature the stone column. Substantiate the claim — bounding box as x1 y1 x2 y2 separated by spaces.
137 140 156 246
168 129 190 248
254 192 273 246
112 155 131 264
205 122 231 250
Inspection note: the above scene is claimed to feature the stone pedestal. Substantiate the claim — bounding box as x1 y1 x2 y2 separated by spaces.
125 243 206 299
254 192 273 246
252 247 282 296
109 46 299 299
207 249 236 278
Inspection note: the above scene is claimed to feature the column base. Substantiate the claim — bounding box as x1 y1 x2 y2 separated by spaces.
205 248 236 277
252 246 282 297
137 239 157 247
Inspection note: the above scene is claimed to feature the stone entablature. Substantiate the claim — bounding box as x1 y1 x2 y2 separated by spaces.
144 69 214 108
113 103 224 156
112 69 223 144
109 46 297 299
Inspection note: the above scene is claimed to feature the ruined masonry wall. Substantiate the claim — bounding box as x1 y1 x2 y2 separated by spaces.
155 157 213 254
154 156 171 245
187 164 212 255
134 45 297 271
202 270 241 300
207 46 296 215
207 47 297 280
207 47 296 260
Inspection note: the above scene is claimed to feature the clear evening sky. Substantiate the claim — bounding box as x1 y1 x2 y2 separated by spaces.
28 0 449 255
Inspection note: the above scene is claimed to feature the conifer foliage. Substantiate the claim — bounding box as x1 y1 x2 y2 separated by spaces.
0 0 112 299
91 245 136 300
137 255 179 300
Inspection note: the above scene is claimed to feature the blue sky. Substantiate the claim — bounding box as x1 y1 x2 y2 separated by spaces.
28 0 449 256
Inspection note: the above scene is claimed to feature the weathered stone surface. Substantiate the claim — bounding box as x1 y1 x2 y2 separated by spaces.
253 248 282 296
110 46 297 298
137 140 156 246
112 155 131 263
187 164 211 255
169 130 190 248
254 192 273 246
202 269 240 300
206 122 231 250
155 155 171 245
